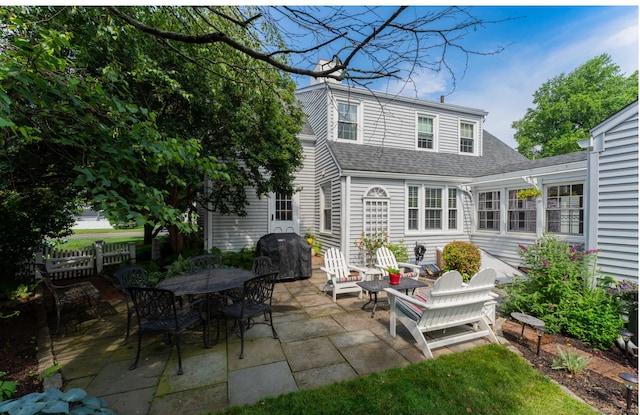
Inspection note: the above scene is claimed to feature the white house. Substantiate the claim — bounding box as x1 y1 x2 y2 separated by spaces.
203 80 638 283
579 100 638 282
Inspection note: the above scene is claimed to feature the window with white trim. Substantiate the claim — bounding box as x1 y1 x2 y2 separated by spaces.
417 115 435 149
459 121 475 153
508 189 536 233
320 183 331 232
478 191 500 231
274 192 292 221
406 185 458 232
448 188 458 229
546 183 584 235
363 186 389 238
407 185 419 230
424 188 442 230
337 101 358 141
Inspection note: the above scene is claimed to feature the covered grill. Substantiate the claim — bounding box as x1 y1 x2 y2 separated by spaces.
256 233 312 281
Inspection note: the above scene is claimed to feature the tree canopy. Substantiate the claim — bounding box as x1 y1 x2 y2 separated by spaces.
0 6 303 269
513 54 638 159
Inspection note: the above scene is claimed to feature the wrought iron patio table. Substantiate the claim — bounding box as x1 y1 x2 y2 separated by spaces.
157 268 255 346
357 277 428 318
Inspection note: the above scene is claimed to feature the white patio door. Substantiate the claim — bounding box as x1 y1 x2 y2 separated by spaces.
268 192 299 234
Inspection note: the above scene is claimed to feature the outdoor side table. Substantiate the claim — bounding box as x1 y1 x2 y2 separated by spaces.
511 312 545 341
357 277 428 318
363 267 383 281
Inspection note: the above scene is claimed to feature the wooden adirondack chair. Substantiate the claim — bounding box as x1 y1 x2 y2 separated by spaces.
384 268 499 359
375 246 421 280
321 248 366 302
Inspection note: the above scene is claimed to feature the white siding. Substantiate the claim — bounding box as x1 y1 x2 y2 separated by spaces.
298 134 317 238
324 87 485 154
208 134 317 252
594 108 638 281
209 186 270 251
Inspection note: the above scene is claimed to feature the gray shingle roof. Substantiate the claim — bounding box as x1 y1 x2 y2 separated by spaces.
327 131 537 178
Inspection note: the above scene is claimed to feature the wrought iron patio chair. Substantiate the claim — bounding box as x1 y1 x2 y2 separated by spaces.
222 272 279 359
128 287 206 375
114 265 152 344
36 264 101 334
252 256 273 276
189 254 223 272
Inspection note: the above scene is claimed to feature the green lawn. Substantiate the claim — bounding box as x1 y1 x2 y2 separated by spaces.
216 344 598 415
53 228 145 250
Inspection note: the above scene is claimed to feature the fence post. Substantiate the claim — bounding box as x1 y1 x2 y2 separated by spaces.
128 242 137 264
95 240 103 274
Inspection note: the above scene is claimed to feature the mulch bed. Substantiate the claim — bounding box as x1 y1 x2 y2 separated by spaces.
501 319 638 414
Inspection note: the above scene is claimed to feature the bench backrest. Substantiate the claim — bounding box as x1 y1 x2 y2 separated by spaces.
417 268 496 330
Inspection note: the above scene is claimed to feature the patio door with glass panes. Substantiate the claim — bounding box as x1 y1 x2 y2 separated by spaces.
268 191 299 234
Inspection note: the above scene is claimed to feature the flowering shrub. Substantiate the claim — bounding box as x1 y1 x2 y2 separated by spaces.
599 277 639 315
501 234 623 349
354 231 408 266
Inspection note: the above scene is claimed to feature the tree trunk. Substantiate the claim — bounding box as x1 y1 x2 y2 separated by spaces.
168 224 186 254
144 224 153 245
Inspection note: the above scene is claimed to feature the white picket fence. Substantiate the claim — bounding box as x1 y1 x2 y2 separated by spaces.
35 241 137 280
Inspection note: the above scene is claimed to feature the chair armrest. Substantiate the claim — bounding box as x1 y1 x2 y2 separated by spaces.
397 262 421 272
320 267 336 276
347 265 367 273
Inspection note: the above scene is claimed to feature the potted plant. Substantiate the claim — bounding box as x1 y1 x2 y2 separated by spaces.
385 266 401 285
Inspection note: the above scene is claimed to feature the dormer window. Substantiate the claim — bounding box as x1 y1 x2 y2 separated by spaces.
417 114 436 150
459 121 476 154
337 101 359 141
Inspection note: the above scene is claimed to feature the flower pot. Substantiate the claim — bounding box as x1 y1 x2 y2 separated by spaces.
389 273 401 285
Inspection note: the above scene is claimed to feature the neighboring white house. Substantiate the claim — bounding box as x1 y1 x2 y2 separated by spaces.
73 208 113 230
204 79 638 283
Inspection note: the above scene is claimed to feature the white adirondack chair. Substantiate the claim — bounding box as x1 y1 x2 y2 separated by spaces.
384 268 499 359
321 248 366 302
375 246 421 280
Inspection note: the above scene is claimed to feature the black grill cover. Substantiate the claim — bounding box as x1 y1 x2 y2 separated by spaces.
256 233 311 281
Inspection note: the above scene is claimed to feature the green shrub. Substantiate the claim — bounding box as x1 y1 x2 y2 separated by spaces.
387 240 409 263
501 234 623 349
0 371 18 402
565 289 623 350
441 241 480 282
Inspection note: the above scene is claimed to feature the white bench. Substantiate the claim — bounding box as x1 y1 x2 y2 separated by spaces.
385 268 499 359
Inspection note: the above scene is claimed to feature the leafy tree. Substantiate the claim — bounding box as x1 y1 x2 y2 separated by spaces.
0 6 304 266
513 54 638 159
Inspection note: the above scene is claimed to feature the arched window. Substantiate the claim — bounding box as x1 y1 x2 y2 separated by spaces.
362 186 389 237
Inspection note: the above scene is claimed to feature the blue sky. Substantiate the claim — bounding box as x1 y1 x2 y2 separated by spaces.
297 5 638 148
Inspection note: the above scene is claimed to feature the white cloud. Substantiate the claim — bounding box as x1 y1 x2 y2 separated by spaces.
449 8 639 148
382 68 449 98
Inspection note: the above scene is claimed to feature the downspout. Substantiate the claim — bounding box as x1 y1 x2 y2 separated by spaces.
456 185 474 238
342 175 351 260
579 135 602 288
